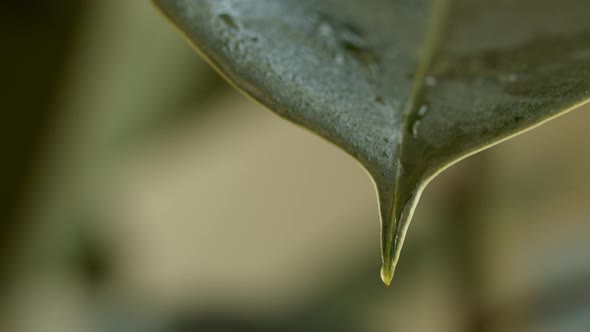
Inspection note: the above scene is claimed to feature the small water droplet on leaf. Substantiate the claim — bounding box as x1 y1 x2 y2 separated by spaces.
425 75 437 87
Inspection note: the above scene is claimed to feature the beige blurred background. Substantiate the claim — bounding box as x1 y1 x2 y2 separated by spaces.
1 1 589 332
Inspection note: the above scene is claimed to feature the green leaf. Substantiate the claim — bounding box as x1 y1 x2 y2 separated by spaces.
153 0 590 285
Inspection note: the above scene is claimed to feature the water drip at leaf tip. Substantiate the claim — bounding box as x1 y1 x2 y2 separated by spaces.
380 264 394 286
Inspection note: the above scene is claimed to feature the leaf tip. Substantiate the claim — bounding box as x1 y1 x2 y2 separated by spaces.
380 263 394 287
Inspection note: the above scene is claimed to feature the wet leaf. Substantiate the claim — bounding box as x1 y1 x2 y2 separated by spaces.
153 0 590 285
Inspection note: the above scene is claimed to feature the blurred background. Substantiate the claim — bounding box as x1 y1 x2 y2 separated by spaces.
1 1 589 332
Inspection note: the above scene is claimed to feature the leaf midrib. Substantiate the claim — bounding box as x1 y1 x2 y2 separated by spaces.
382 0 452 278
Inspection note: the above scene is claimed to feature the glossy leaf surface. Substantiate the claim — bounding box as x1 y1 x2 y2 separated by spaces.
153 0 590 284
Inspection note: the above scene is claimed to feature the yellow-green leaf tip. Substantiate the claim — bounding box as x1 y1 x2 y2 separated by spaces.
380 264 394 286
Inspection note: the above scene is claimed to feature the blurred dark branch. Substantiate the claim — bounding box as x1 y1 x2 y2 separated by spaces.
442 152 493 332
0 1 87 286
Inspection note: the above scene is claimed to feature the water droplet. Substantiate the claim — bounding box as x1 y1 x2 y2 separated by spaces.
318 22 334 37
219 13 238 30
425 75 437 87
410 104 429 139
314 13 378 72
412 120 421 139
417 104 429 116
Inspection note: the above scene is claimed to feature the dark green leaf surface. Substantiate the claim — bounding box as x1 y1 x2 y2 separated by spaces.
153 0 590 285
